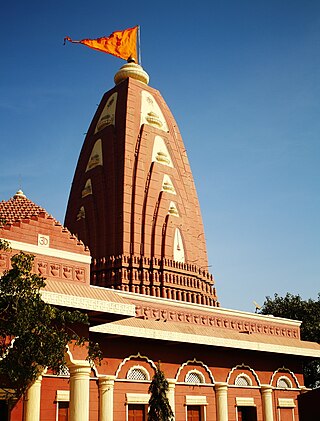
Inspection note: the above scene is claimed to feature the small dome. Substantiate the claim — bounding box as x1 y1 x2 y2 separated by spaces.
14 189 26 199
114 60 149 85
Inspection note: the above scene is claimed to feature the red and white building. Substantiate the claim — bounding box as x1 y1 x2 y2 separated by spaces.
1 61 320 421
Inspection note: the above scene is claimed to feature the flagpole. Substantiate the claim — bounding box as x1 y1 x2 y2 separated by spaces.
138 25 142 65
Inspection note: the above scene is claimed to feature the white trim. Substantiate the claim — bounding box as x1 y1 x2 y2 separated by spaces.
126 393 150 404
185 395 208 405
271 367 301 388
115 353 157 379
227 364 260 386
175 358 215 383
236 397 255 406
56 390 70 402
278 398 296 408
41 290 136 316
90 323 320 358
1 238 91 264
117 290 301 327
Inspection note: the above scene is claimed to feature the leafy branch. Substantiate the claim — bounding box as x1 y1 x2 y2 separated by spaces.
0 251 101 401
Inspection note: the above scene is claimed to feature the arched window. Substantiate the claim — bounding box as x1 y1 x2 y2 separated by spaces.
126 366 150 381
277 376 292 389
235 373 252 386
185 370 205 384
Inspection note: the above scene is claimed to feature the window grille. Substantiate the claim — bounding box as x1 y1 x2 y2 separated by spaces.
235 374 252 386
185 371 203 384
127 367 148 381
57 366 70 377
277 376 292 389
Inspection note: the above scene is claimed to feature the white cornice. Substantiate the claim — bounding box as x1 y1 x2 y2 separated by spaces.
1 238 91 264
41 290 136 316
90 323 320 358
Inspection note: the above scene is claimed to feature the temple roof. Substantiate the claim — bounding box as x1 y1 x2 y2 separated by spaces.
0 190 89 255
0 190 55 225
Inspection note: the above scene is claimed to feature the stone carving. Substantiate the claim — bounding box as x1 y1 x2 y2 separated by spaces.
75 268 85 282
134 303 299 338
50 264 60 277
63 266 73 279
37 261 48 275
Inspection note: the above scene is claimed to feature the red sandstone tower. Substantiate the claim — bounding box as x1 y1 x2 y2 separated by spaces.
65 60 217 306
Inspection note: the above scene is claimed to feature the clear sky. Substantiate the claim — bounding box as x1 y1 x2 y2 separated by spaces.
1 0 319 312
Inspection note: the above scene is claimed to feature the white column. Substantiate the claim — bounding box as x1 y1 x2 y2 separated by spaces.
167 379 176 416
261 385 274 421
23 375 42 421
69 362 91 421
99 375 116 421
215 382 228 421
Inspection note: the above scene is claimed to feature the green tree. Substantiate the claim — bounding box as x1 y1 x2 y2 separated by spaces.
148 362 174 421
260 293 320 388
0 247 101 401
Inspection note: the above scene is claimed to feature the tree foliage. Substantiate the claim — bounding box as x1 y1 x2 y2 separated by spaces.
260 292 320 388
0 248 101 400
148 362 174 421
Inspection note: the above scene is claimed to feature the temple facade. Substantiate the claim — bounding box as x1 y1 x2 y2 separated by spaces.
1 61 320 421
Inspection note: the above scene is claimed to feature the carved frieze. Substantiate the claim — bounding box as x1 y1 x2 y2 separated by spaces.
34 257 86 283
134 303 299 339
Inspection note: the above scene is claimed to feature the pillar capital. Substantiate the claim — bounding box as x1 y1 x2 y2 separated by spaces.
99 375 116 389
69 362 91 377
215 382 228 391
260 384 274 393
167 378 177 388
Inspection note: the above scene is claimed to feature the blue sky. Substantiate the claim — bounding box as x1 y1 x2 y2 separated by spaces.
1 0 319 312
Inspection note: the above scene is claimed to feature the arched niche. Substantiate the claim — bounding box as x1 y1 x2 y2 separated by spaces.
95 92 117 133
173 228 185 263
140 90 168 132
151 135 173 167
86 139 103 172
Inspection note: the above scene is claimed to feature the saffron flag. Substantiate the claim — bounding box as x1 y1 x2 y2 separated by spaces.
64 26 138 62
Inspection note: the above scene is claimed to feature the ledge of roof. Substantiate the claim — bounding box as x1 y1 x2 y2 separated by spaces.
42 280 136 318
90 318 320 358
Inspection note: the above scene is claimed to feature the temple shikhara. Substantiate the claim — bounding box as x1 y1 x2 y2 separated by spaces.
1 58 320 421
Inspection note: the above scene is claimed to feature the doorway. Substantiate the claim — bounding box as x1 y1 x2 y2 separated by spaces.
187 405 202 421
237 406 257 421
128 404 147 421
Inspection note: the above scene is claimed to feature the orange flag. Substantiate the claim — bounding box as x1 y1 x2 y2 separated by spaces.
64 26 138 62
